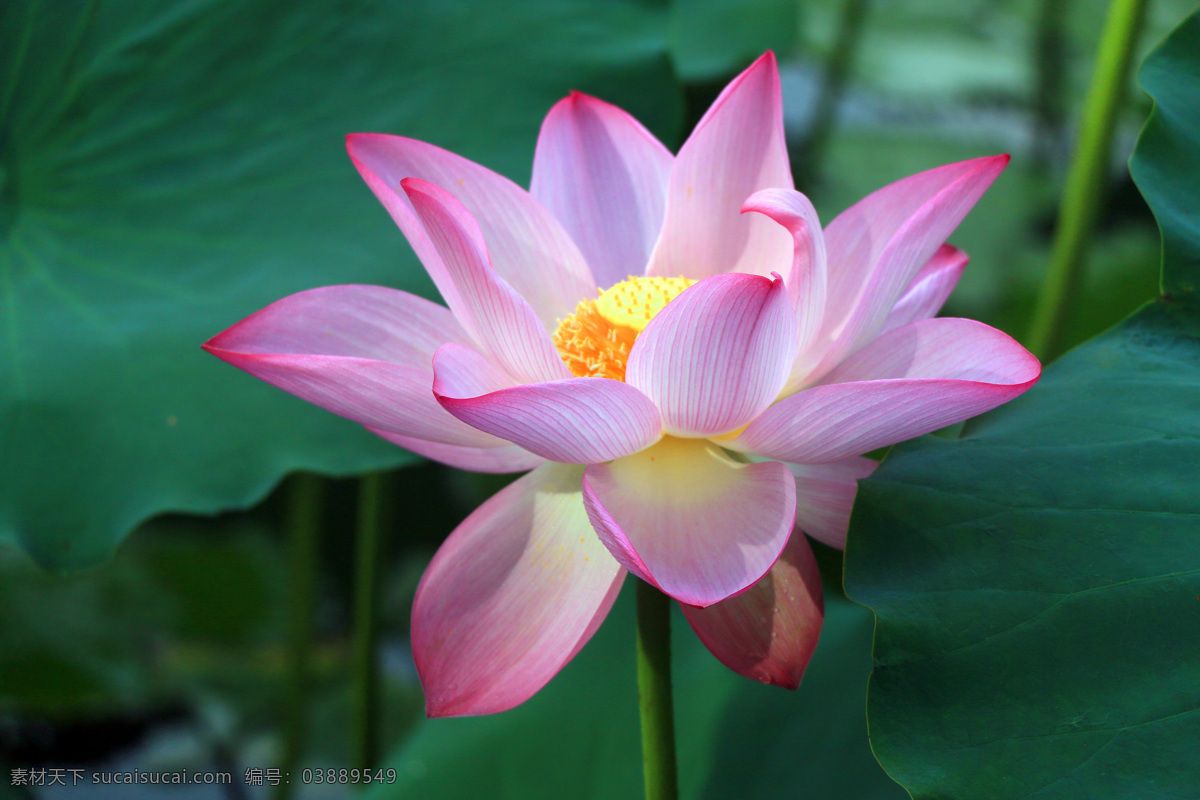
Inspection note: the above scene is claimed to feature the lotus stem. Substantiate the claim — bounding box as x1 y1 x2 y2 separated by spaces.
794 0 871 187
280 472 324 800
1026 0 1148 361
636 580 678 800
1032 0 1071 171
352 471 388 772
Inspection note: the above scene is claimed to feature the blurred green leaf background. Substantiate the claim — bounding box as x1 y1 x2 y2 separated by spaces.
2 0 1198 797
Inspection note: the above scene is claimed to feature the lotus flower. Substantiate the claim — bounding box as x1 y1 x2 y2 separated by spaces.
204 53 1040 716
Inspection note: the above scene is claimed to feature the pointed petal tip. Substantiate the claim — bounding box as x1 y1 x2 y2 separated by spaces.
420 691 518 719
398 175 434 196
551 89 626 115
344 131 386 157
742 50 780 84
753 50 777 69
976 153 1011 173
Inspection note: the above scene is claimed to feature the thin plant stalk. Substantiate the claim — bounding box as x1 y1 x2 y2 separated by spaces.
636 580 678 800
352 471 388 773
279 472 324 800
1026 0 1149 361
793 0 871 187
1032 0 1071 171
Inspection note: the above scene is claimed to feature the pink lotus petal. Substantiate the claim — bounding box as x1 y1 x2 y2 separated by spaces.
531 92 673 288
789 457 877 549
727 317 1041 464
413 463 625 717
367 427 544 474
741 188 829 389
347 133 596 327
581 438 795 607
433 343 663 464
645 52 793 283
205 284 468 366
402 178 571 385
812 156 1009 380
741 188 827 316
681 530 823 688
204 286 504 448
879 244 969 335
626 272 795 437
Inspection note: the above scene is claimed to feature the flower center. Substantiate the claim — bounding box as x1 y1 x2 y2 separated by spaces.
553 275 695 380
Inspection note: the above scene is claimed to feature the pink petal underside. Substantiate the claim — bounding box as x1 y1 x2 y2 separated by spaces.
645 52 793 283
367 427 544 474
580 437 795 607
626 272 795 437
347 133 596 328
810 156 1009 383
412 462 625 717
205 284 467 365
727 317 1041 464
203 286 505 448
879 244 969 336
741 188 829 388
530 91 673 289
681 530 823 689
401 177 570 385
433 343 662 464
789 457 877 550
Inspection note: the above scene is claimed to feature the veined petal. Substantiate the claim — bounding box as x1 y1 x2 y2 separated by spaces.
347 133 596 327
367 428 544 474
727 317 1041 464
433 343 662 464
645 52 793 283
741 188 829 388
531 92 673 288
626 272 795 437
204 286 504 448
813 156 1009 379
789 457 877 549
581 438 795 607
741 188 827 317
402 178 571 385
413 463 625 717
879 244 968 335
204 284 467 367
680 531 823 689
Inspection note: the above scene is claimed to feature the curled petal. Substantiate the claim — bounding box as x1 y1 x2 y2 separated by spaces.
742 188 829 387
402 177 570 384
531 91 673 288
581 438 795 607
742 188 827 316
728 318 1041 464
646 52 793 282
681 531 823 689
347 133 596 326
413 463 625 717
880 244 969 335
433 343 662 464
789 457 877 549
626 272 795 437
